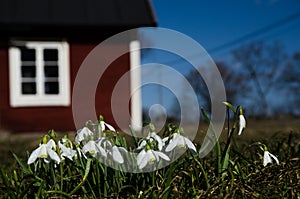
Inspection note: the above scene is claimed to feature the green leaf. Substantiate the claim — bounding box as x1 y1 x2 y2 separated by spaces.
70 158 92 195
13 153 32 174
222 145 230 172
201 108 211 124
223 102 236 113
0 167 10 188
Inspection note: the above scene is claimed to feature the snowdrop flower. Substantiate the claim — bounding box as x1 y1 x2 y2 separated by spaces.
97 138 125 164
97 137 113 152
82 140 107 158
263 151 279 167
28 138 60 164
100 120 116 132
237 107 246 135
238 115 246 135
165 133 197 152
136 132 163 151
137 149 170 169
149 132 163 150
75 127 93 144
58 141 77 161
110 146 125 164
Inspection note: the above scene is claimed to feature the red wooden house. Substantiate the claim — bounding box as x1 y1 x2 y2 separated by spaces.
0 0 156 132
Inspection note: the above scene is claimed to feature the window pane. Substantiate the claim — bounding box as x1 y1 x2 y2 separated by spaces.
44 49 58 61
45 82 59 94
21 65 36 77
44 65 59 77
22 82 36 94
21 48 36 61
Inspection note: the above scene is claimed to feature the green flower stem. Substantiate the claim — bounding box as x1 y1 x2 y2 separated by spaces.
201 108 222 177
222 127 235 165
193 155 210 189
69 158 92 196
60 163 63 192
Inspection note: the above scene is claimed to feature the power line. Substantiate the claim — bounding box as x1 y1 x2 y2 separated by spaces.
208 11 300 53
146 11 300 66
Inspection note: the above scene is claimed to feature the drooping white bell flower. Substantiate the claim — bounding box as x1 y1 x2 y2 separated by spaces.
263 151 279 167
149 132 163 151
97 138 125 164
82 140 107 158
136 132 163 151
137 149 170 169
110 146 124 164
28 139 60 164
165 133 197 152
238 114 246 135
58 141 77 161
100 121 116 132
75 127 94 144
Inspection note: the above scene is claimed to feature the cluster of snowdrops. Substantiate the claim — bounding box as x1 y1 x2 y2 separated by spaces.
0 102 286 198
27 118 198 172
27 104 279 172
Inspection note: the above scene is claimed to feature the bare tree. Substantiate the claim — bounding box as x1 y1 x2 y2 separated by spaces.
184 61 248 114
232 40 286 116
278 52 300 115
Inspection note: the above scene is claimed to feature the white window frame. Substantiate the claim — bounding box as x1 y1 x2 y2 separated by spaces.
9 41 70 107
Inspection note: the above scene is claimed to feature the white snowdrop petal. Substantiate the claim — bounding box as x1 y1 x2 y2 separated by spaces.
137 150 146 166
165 140 177 152
268 152 279 165
184 137 197 152
75 127 93 143
97 145 107 157
105 122 116 131
82 141 97 156
48 149 61 163
137 140 147 150
263 151 272 166
154 134 163 151
165 134 180 152
137 150 147 169
147 150 156 163
38 145 48 158
27 147 40 164
138 156 148 169
59 142 68 153
238 115 246 135
47 139 56 149
112 146 124 164
177 135 186 147
162 137 169 143
100 121 106 131
155 151 170 161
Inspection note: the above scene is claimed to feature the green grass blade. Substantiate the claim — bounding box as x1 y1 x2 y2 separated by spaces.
223 102 236 113
69 158 92 195
222 145 230 172
13 153 32 174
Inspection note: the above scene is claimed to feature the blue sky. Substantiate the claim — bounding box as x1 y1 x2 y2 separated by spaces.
141 0 300 114
151 0 300 57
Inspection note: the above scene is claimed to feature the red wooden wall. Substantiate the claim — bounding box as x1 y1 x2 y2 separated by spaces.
0 41 131 133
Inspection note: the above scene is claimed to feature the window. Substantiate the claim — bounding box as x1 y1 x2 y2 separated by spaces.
9 41 70 107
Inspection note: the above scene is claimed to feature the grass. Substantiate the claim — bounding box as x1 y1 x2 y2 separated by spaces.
0 116 299 198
